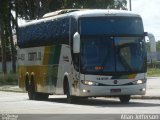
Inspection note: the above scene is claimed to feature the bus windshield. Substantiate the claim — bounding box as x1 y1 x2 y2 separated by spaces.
79 16 146 74
80 37 146 74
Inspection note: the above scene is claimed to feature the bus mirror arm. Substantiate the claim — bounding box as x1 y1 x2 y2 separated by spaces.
147 32 157 61
73 32 80 53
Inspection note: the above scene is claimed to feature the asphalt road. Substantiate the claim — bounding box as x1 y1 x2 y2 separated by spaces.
0 91 160 114
0 91 160 120
0 77 159 120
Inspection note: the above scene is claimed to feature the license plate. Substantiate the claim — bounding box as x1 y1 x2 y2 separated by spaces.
110 89 121 93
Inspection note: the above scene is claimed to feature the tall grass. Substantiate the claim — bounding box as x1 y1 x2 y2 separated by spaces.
0 73 18 85
147 68 160 77
147 62 160 77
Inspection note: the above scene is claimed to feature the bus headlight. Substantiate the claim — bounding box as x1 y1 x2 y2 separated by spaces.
137 80 143 84
81 80 99 86
132 79 146 85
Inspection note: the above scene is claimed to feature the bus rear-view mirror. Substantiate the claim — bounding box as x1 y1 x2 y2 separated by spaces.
73 32 80 53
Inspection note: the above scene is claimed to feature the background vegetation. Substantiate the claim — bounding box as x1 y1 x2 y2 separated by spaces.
147 68 160 77
0 73 17 85
146 41 160 52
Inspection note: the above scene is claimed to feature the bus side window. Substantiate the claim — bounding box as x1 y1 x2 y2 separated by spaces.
28 52 36 61
37 52 41 60
73 54 79 71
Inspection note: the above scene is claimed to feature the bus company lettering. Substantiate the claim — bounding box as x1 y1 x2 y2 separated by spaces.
97 77 110 80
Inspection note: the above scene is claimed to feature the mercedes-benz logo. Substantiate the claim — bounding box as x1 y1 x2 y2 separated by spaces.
113 80 118 84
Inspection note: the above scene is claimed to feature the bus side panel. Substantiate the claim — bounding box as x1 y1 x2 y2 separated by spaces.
55 44 72 94
18 45 62 94
18 66 26 90
43 45 62 94
18 47 46 92
55 44 81 96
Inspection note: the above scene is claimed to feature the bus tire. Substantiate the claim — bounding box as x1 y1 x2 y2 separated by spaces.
119 95 131 103
28 79 36 100
28 79 49 100
66 80 75 103
27 76 39 100
25 76 29 91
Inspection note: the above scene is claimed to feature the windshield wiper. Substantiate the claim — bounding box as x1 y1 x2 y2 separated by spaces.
118 53 133 71
117 45 133 71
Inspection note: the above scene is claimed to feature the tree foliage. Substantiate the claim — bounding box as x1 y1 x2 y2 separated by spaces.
15 0 127 20
0 0 17 73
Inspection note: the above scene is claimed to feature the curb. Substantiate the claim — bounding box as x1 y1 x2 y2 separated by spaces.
0 86 25 93
131 95 160 99
0 89 25 93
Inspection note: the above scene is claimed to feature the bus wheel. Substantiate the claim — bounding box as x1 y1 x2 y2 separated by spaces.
119 95 131 103
28 79 36 100
28 81 49 100
66 81 75 103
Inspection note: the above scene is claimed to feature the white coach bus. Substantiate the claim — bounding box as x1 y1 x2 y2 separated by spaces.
18 9 148 103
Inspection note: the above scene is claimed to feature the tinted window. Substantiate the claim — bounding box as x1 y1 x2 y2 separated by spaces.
79 17 144 36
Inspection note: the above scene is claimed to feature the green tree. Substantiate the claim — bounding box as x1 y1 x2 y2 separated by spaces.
0 0 8 74
15 0 127 20
48 0 127 12
0 0 17 73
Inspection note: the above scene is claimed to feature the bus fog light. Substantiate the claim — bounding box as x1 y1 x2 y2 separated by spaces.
83 89 87 93
83 89 90 93
140 88 146 91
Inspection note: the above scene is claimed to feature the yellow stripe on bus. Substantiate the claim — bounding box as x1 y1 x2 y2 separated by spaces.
18 65 48 92
43 47 50 65
128 74 136 79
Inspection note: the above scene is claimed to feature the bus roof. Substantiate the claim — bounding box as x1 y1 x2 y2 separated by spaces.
20 9 141 27
43 9 140 18
69 9 140 18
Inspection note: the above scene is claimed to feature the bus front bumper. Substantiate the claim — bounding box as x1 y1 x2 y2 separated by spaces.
78 84 146 97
